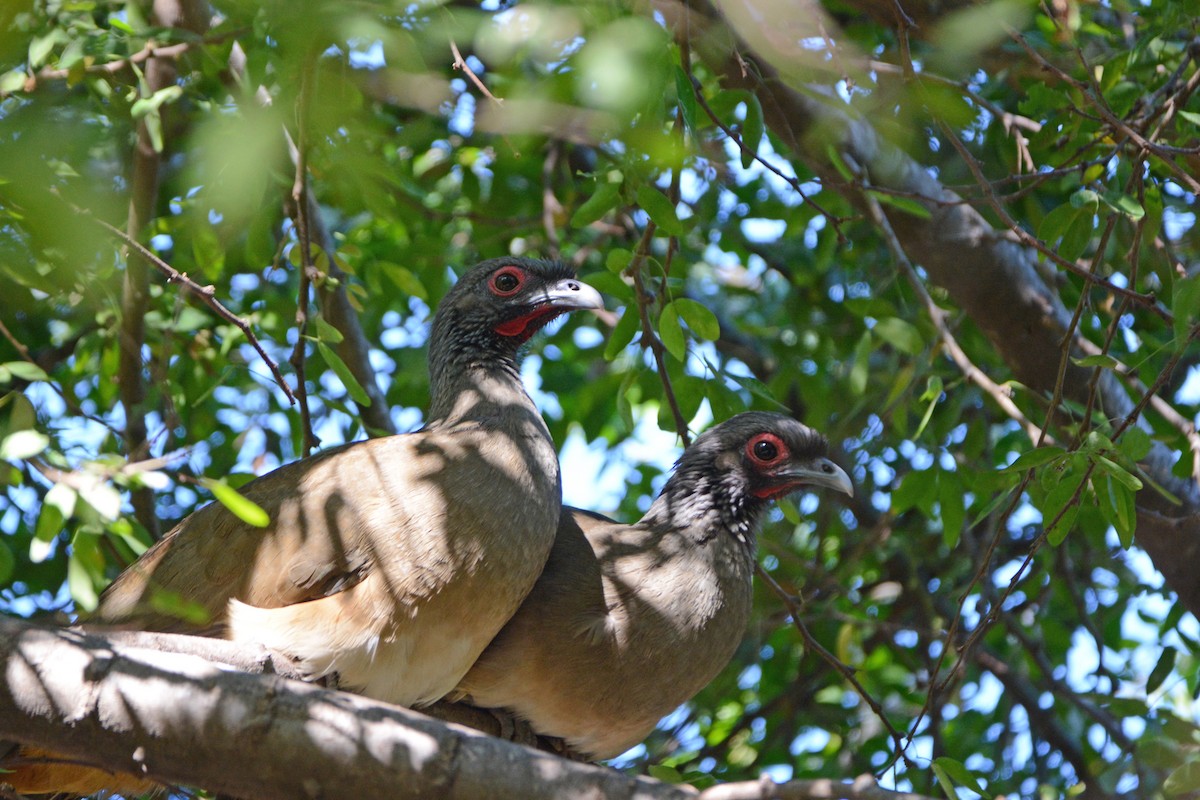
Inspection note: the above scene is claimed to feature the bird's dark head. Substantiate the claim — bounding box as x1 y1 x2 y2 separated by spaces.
429 258 604 380
655 411 853 546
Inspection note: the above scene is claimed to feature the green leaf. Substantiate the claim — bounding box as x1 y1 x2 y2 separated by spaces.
0 430 49 461
1081 162 1105 183
0 69 26 94
68 545 99 612
1039 202 1081 244
1001 446 1067 472
658 302 687 361
571 181 621 228
1147 646 1177 695
1059 209 1095 262
850 331 871 395
379 263 428 300
1119 427 1152 461
0 361 49 382
28 31 61 69
0 538 13 586
674 298 720 340
741 94 764 169
34 493 69 543
1101 191 1145 220
647 764 685 784
1164 759 1200 796
934 757 991 799
315 316 345 345
1171 275 1200 344
1072 353 1119 369
867 189 933 220
1070 188 1100 209
604 306 640 360
201 477 270 528
1101 473 1136 548
939 471 966 548
673 66 697 135
1097 455 1143 492
893 469 937 515
318 342 371 407
931 760 962 800
873 317 925 355
914 376 942 439
606 249 632 275
1043 478 1083 545
636 185 684 237
826 144 855 181
970 483 1017 527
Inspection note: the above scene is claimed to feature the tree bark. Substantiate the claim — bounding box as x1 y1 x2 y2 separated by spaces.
0 619 688 800
0 619 942 800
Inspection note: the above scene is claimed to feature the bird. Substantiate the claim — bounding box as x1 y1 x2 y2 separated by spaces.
450 411 853 761
3 257 604 795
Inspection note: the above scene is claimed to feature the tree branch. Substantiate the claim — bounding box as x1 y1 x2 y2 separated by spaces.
0 619 690 800
0 620 937 800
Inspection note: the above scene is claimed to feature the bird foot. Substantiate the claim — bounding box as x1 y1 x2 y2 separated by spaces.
487 708 540 748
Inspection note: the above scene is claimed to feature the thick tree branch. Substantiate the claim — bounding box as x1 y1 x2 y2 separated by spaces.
0 619 689 800
0 620 937 800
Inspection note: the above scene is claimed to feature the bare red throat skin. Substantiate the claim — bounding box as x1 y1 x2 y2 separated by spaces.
752 482 804 500
495 307 564 340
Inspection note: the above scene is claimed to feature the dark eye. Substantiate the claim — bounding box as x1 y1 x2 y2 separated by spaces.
489 266 524 296
746 433 786 465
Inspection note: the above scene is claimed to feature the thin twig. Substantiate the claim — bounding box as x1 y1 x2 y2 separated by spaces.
860 183 1052 444
688 72 845 240
288 59 319 455
626 222 692 445
1008 28 1200 194
5 29 246 96
937 122 1168 320
753 562 917 770
76 207 296 405
450 40 503 106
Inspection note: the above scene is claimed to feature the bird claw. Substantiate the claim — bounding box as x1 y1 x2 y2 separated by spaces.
487 708 539 748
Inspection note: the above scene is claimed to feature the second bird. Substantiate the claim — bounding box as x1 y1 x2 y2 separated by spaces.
454 411 853 760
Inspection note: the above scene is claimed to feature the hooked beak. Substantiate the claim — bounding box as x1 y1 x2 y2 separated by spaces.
535 277 605 312
774 457 854 498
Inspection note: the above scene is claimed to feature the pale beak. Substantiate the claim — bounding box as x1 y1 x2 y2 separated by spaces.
537 278 605 312
776 457 854 497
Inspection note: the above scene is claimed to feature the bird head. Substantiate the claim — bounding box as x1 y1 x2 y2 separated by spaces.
429 258 604 379
658 411 852 545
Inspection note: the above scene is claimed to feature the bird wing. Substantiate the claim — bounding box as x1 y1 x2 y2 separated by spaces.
95 424 560 638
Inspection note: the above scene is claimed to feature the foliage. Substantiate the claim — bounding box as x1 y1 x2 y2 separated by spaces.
1 0 1199 798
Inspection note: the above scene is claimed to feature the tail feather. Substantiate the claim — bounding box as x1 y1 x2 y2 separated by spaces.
1 746 160 796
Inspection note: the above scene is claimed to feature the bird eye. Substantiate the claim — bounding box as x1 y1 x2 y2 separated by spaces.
489 266 525 297
746 433 786 465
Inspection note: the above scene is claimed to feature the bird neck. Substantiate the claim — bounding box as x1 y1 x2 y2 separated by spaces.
427 361 536 427
642 471 765 553
426 307 533 426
